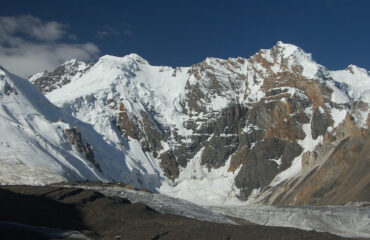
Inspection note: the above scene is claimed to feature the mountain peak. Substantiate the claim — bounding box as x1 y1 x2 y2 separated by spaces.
273 41 299 58
346 64 369 76
249 41 320 79
98 53 149 66
124 53 148 64
62 59 78 65
126 53 143 59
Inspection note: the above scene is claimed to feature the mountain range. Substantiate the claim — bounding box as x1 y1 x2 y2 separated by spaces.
1 41 369 206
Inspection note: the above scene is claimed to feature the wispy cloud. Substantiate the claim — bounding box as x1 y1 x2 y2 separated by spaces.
0 15 100 77
96 24 133 38
96 25 120 38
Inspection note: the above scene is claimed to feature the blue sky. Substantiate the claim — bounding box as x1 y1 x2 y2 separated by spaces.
0 0 369 77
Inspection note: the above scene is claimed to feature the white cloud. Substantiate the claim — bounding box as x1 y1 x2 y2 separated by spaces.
0 15 100 77
0 43 99 78
0 15 67 42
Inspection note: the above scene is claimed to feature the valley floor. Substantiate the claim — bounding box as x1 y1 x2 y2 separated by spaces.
0 184 364 240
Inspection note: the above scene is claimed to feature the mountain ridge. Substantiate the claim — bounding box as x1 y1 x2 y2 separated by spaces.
1 41 368 206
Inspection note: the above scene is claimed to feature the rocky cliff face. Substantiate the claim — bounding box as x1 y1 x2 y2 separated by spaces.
28 42 370 205
28 59 92 93
265 112 370 205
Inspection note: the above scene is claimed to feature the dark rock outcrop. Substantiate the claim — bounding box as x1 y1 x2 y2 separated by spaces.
32 60 92 93
311 107 333 140
235 138 302 200
64 127 101 172
0 79 18 96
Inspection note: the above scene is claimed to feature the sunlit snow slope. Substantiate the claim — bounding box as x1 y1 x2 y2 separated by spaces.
0 67 102 184
0 67 162 187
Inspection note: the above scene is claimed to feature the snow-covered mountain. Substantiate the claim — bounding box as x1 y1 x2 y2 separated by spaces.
2 41 369 205
0 66 100 184
0 66 161 187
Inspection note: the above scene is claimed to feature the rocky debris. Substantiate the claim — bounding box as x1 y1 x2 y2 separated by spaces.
64 127 101 172
0 185 351 240
209 204 370 239
72 185 236 225
56 181 153 192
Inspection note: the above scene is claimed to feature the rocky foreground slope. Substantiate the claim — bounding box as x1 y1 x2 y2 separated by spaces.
0 184 361 240
1 41 369 206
